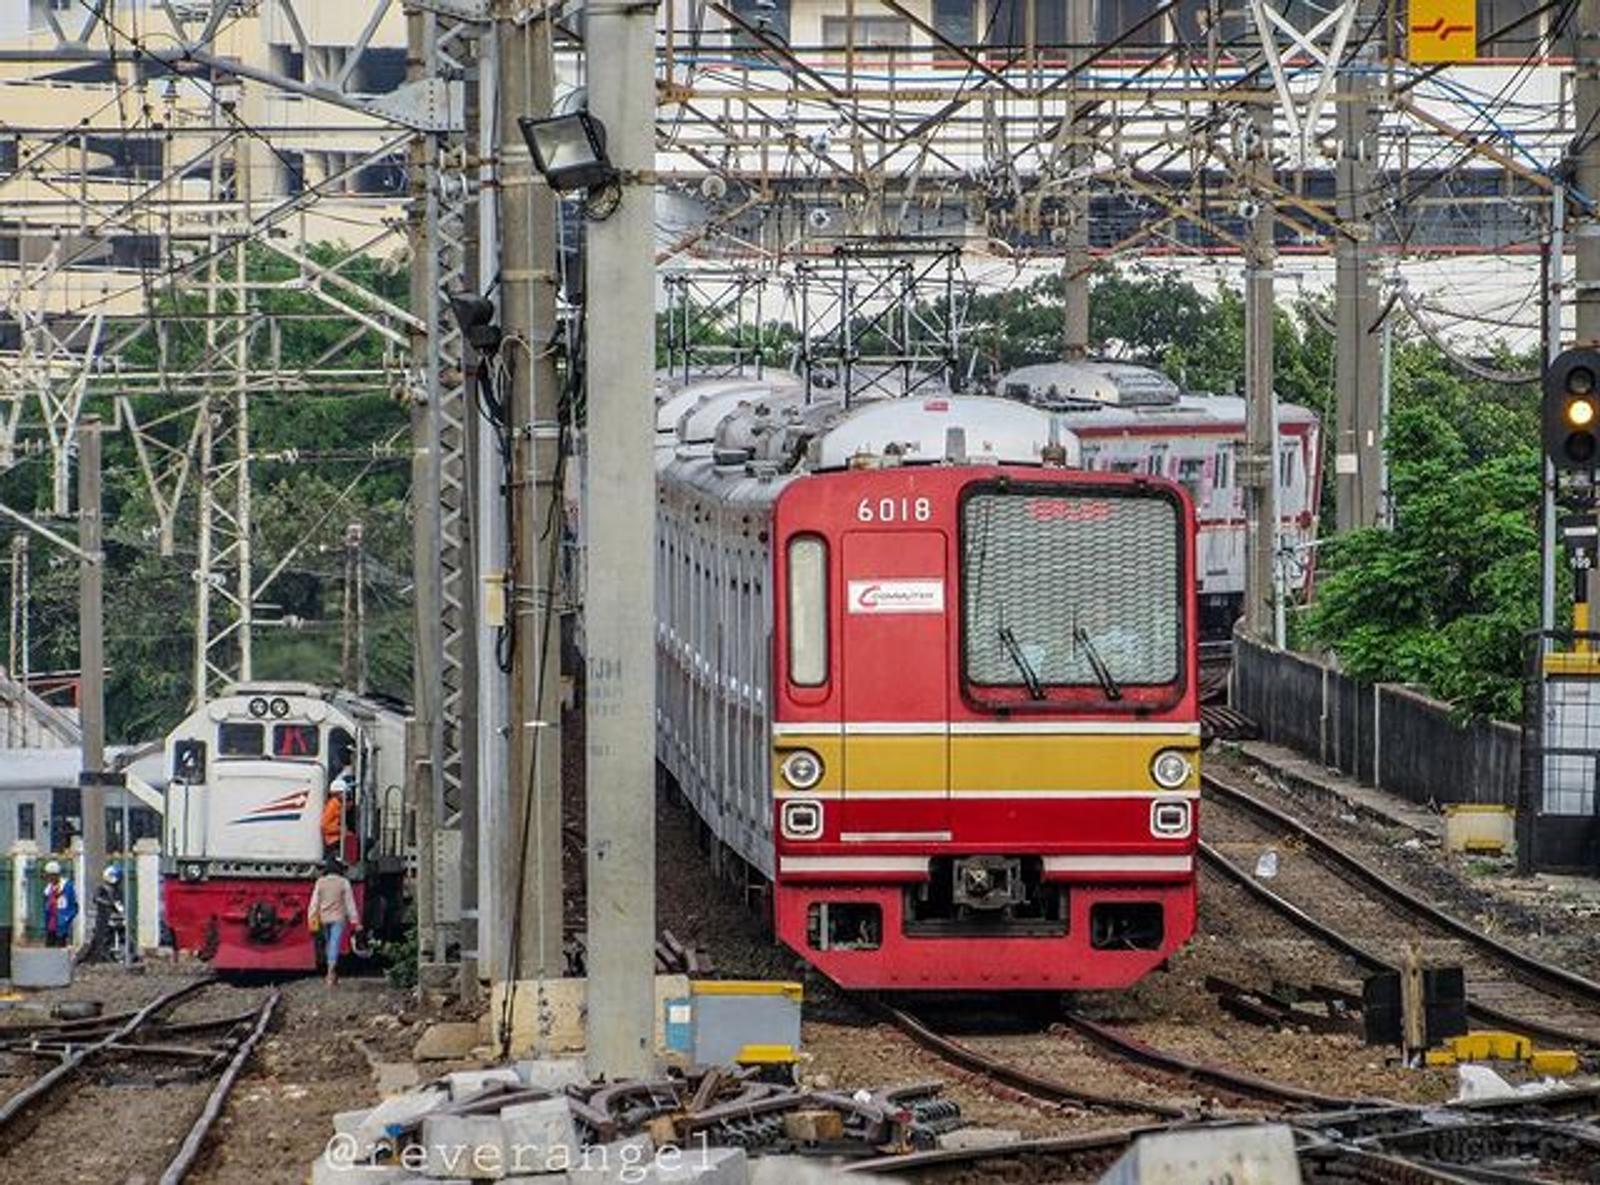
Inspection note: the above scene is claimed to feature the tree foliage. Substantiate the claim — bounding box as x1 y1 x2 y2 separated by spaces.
1302 343 1542 719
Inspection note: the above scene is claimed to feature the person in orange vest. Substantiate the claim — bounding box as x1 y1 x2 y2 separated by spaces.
321 767 351 862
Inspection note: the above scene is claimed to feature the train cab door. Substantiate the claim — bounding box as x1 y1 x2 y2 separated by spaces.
840 528 950 836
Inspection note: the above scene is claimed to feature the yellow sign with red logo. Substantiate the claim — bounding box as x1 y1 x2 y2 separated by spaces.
1409 0 1477 63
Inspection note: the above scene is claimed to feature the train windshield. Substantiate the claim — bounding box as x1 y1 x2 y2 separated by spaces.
962 488 1182 700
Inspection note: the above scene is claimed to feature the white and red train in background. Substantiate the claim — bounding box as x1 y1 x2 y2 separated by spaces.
162 684 410 972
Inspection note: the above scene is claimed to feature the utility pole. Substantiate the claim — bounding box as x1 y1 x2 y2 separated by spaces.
1334 25 1382 531
496 3 565 996
472 23 507 990
8 535 28 746
342 522 368 695
78 416 106 908
586 0 658 1078
1243 106 1278 642
1576 0 1600 613
1061 0 1093 359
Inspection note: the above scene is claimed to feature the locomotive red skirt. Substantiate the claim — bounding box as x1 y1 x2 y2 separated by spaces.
657 394 1204 992
164 876 365 973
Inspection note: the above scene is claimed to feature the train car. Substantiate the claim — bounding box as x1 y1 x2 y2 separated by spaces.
997 362 1323 637
657 388 1200 991
161 683 410 972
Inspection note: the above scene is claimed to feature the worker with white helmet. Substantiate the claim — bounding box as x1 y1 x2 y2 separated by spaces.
42 859 78 948
83 863 127 962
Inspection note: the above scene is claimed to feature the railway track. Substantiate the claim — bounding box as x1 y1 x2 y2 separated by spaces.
0 978 278 1183
877 1000 1364 1118
1202 768 1600 1051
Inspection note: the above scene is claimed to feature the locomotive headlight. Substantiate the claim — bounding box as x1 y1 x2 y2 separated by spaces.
780 749 825 791
247 697 269 719
1150 750 1193 790
179 861 205 883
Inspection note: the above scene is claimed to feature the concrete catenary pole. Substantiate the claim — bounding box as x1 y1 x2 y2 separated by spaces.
1334 27 1382 531
497 2 565 988
473 24 508 988
406 5 446 964
1060 0 1093 359
585 0 658 1077
78 416 106 904
1576 0 1600 612
1243 106 1278 641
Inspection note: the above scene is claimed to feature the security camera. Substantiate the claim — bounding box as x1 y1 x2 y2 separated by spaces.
807 207 832 230
700 174 728 201
1236 198 1260 222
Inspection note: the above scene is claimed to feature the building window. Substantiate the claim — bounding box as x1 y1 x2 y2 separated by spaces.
932 0 975 42
17 802 35 841
822 15 912 46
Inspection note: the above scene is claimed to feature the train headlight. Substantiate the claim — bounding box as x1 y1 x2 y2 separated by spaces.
247 697 269 719
781 799 824 840
180 861 205 883
269 697 290 718
1150 750 1193 790
780 749 825 791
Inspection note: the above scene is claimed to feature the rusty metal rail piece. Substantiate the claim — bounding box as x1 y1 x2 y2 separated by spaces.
157 988 279 1185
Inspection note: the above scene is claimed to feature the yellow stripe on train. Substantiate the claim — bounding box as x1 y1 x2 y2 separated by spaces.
771 731 1199 795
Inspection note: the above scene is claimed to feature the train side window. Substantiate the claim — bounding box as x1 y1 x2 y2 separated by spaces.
272 723 320 758
17 802 35 841
217 723 264 757
1175 456 1206 499
787 534 829 687
173 739 207 782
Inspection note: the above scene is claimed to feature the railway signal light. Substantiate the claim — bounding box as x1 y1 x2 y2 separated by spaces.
1544 349 1600 470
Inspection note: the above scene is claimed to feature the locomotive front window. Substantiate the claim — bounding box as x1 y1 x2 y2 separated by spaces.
962 490 1181 696
272 723 320 758
217 722 265 756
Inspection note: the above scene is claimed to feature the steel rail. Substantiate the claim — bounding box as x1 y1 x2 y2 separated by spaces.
842 1125 1151 1175
878 1004 1189 1119
157 989 280 1185
1055 1011 1365 1110
0 977 213 1130
1203 771 1600 1005
1198 840 1600 1051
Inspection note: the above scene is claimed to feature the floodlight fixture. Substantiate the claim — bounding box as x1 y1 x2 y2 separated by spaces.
518 110 615 194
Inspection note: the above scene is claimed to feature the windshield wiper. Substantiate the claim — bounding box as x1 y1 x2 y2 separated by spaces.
1074 625 1123 701
998 626 1046 700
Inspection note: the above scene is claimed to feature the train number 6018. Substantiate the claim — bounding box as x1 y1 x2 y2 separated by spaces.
857 496 933 523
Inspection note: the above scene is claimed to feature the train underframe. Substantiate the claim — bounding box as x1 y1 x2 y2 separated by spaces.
671 772 1197 992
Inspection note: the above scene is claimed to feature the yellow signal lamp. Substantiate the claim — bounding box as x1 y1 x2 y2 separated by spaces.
1568 396 1597 429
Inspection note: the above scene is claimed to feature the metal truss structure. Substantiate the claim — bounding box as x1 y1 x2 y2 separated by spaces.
662 269 772 382
796 243 964 403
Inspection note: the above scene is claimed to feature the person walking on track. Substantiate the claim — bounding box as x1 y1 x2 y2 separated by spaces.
307 858 361 987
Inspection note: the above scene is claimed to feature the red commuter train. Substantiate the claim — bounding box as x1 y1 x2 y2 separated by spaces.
657 387 1200 990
